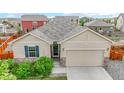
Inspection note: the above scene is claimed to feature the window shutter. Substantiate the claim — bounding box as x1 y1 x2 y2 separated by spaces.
24 46 28 57
36 46 39 57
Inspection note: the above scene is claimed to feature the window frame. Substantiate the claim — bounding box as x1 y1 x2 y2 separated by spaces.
28 46 37 57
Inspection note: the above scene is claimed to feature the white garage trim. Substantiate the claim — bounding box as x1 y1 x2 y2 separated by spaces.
65 48 106 51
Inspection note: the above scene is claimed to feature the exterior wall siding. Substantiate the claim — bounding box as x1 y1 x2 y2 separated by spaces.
116 16 123 31
60 30 112 58
37 21 46 27
21 21 46 32
22 21 33 32
12 35 51 59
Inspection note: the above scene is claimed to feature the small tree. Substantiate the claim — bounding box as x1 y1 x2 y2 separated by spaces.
16 23 21 34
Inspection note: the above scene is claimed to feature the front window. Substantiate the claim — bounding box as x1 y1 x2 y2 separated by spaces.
28 47 36 57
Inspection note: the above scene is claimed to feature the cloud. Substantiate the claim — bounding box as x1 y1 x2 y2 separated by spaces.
6 14 17 18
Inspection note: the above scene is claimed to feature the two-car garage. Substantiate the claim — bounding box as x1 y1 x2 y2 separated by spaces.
60 28 113 67
59 28 113 79
66 49 104 66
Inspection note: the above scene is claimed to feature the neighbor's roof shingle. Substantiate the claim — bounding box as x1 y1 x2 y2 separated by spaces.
85 20 113 27
21 15 48 21
55 16 79 20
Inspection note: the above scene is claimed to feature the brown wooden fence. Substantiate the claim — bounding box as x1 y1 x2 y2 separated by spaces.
0 51 14 60
0 39 4 44
109 46 124 61
0 35 20 54
0 34 21 59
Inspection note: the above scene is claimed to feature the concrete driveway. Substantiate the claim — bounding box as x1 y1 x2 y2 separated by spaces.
67 67 113 80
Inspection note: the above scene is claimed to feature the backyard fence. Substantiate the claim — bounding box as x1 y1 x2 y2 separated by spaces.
0 33 22 59
109 46 124 61
0 51 14 60
0 39 4 44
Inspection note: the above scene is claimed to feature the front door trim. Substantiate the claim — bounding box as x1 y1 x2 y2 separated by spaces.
52 42 60 57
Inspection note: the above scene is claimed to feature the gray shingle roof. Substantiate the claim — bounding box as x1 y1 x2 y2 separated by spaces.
31 30 53 43
85 20 113 27
55 16 79 20
21 15 48 21
30 18 86 42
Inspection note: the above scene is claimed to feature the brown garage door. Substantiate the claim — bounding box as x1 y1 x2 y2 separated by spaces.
66 50 104 66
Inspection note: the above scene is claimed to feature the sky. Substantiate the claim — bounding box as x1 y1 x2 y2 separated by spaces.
0 0 123 18
0 0 123 13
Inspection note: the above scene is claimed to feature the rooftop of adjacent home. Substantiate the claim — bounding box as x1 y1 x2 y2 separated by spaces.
54 16 79 20
84 20 113 27
21 15 48 21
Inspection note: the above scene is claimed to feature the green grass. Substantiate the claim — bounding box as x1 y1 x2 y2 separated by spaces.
27 76 67 80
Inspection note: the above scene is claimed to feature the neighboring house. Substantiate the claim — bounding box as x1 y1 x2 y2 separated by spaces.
10 18 113 67
4 18 21 27
54 16 79 24
84 20 114 34
1 22 17 34
116 13 124 32
0 24 6 33
21 15 48 33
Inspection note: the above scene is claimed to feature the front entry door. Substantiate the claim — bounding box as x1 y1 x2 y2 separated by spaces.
52 42 59 57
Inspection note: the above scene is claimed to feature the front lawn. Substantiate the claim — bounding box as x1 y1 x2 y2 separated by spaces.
27 76 67 80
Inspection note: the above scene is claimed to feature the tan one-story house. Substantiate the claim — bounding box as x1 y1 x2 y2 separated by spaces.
9 18 113 67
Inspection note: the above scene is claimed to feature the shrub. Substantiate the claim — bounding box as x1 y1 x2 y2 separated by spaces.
33 57 54 77
12 61 31 79
5 59 14 70
0 60 16 80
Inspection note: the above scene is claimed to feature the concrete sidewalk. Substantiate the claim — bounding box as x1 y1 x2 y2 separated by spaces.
67 67 113 80
51 62 66 76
